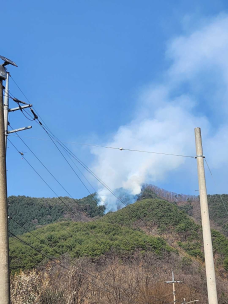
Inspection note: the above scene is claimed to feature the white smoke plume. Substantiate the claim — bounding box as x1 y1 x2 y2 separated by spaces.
91 14 228 211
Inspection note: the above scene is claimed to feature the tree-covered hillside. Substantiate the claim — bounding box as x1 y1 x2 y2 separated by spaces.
139 185 228 238
9 197 228 277
9 220 171 272
8 194 105 235
207 194 228 235
102 198 228 274
9 196 228 303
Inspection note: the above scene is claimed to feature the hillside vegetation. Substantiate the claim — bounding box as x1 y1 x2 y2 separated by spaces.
9 194 228 303
103 198 199 239
8 194 105 235
10 197 228 303
103 199 228 269
9 197 228 275
10 219 171 272
141 185 228 238
207 194 228 236
11 252 214 304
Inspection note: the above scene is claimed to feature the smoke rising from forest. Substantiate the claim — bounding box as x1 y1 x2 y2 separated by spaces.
91 14 228 211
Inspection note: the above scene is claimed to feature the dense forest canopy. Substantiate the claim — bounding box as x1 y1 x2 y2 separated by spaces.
8 194 105 235
8 186 228 238
8 187 228 303
9 197 228 276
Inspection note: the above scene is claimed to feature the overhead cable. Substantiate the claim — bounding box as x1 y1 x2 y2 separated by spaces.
9 133 196 158
9 225 113 294
41 128 129 207
9 230 69 271
9 124 74 198
41 126 92 195
9 221 121 295
9 133 158 255
8 138 84 219
204 158 228 216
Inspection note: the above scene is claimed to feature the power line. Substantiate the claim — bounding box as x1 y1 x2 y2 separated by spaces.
8 133 196 158
22 103 95 195
32 120 129 208
8 77 194 205
9 218 176 303
8 138 85 220
9 227 112 295
44 130 129 207
10 216 110 290
204 158 213 176
9 81 116 196
53 147 97 192
30 118 97 192
9 230 69 271
9 75 31 103
20 109 34 121
8 138 134 244
8 137 170 276
9 217 44 244
8 83 208 234
41 124 196 241
9 124 74 198
8 69 208 302
7 138 137 255
9 218 131 296
41 125 92 195
8 137 173 275
8 77 207 263
204 158 228 216
10 74 195 159
9 116 96 193
37 129 177 252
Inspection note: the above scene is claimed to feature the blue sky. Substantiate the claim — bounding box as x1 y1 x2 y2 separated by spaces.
2 1 228 208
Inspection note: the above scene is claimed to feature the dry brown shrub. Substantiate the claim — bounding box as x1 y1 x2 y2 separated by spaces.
10 252 228 304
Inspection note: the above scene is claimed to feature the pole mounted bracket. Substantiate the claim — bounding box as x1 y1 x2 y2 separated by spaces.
9 104 32 112
195 155 205 159
7 126 32 134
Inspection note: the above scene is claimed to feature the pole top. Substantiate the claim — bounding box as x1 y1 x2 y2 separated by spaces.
0 55 18 67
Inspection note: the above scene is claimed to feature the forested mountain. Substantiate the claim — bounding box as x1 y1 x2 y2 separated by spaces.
9 187 228 303
8 194 105 235
140 185 228 237
12 197 228 273
9 185 228 237
10 196 228 303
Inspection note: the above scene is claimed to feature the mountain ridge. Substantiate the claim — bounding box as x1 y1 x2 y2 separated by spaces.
9 191 228 303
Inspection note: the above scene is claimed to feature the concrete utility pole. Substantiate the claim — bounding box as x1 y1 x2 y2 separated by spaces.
195 127 218 304
165 271 182 304
3 72 9 148
0 55 33 303
0 63 10 304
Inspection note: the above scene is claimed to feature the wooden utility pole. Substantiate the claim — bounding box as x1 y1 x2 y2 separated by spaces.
195 127 218 304
0 76 10 303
